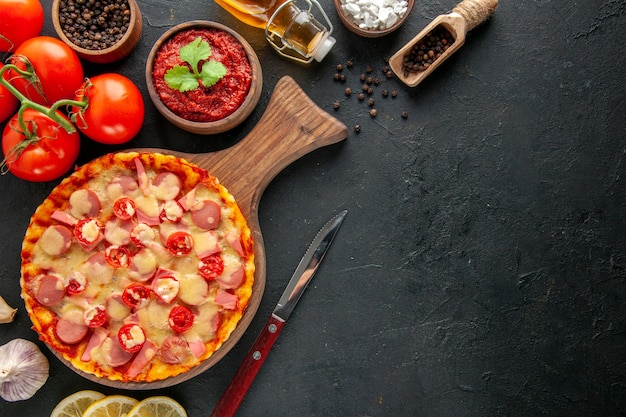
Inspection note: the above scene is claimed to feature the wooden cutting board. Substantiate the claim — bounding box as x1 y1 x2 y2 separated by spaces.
72 75 348 389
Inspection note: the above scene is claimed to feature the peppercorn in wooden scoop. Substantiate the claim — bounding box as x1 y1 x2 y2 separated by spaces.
389 0 498 87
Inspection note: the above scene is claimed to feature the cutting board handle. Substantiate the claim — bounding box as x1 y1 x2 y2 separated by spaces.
186 75 348 218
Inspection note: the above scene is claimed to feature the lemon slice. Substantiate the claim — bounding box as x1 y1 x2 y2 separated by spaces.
126 396 188 417
50 390 106 417
82 395 139 417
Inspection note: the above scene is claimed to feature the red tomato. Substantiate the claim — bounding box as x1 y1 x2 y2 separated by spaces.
0 64 19 123
105 245 131 268
118 323 145 353
65 271 88 295
168 305 194 333
122 284 152 309
0 0 44 52
166 231 194 256
113 197 136 220
83 305 108 328
74 218 102 247
198 254 224 280
73 73 144 144
1 108 80 182
4 36 84 106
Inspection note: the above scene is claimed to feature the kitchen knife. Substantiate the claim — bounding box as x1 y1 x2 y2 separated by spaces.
210 209 348 417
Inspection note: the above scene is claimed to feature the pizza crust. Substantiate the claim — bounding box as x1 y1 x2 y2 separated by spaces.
20 152 254 382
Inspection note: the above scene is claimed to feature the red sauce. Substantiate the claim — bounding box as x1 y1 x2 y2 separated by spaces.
152 28 252 122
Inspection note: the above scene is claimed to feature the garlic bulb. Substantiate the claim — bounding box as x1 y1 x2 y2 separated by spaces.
0 296 17 323
0 339 49 402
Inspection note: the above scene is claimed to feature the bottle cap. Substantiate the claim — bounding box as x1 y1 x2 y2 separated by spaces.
311 34 336 62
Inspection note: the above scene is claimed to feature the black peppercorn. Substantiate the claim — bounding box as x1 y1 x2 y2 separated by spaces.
333 100 341 110
58 0 131 50
345 87 352 96
367 98 375 107
401 111 408 118
370 109 377 117
354 124 361 133
401 25 455 74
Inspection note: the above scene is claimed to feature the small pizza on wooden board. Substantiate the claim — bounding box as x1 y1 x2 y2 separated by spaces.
20 152 254 382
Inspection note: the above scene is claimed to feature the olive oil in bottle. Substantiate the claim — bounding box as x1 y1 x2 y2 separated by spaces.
215 0 336 63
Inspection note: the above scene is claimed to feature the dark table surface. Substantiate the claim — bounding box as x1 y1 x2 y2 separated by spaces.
1 0 625 416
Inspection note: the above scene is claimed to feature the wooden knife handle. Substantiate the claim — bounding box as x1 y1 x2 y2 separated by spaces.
211 314 286 417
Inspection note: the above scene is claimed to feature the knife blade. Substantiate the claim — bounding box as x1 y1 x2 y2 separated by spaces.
210 209 347 417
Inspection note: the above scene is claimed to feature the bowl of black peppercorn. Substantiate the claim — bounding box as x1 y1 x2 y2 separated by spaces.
52 0 142 64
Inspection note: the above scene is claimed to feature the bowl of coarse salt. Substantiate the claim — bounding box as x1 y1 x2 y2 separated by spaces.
334 0 414 37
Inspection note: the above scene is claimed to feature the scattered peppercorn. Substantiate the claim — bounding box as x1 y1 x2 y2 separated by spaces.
333 100 341 110
360 73 366 81
367 98 375 107
358 92 365 101
367 87 373 94
401 25 455 75
381 89 388 97
373 77 381 86
401 111 408 119
336 63 343 71
386 70 393 78
354 124 361 133
391 90 398 98
366 65 373 73
333 73 340 81
362 84 369 92
366 76 373 85
345 87 352 96
370 109 377 117
58 0 131 50
339 74 346 82
346 60 353 68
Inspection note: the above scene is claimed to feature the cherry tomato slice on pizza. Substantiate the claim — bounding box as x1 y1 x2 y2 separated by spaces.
198 254 224 280
168 305 194 333
118 323 146 353
122 284 152 309
113 197 136 220
166 231 194 256
105 245 131 268
84 305 108 328
74 218 102 246
65 271 88 295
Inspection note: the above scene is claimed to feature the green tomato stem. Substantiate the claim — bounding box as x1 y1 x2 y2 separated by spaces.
0 63 86 137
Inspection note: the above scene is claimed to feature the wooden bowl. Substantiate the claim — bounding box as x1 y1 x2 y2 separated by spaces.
52 0 142 64
145 21 263 135
334 0 414 38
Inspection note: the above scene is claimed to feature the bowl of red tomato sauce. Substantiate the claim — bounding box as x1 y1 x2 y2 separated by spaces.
146 20 263 135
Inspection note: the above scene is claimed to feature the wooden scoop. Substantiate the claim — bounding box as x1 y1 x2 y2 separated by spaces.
389 0 498 87
55 75 348 389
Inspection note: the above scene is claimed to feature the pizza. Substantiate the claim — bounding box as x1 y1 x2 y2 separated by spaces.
20 152 254 382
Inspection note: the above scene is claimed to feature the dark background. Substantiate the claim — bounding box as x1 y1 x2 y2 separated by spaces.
1 0 625 416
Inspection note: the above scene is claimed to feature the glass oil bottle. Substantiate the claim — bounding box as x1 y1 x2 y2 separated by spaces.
215 0 336 63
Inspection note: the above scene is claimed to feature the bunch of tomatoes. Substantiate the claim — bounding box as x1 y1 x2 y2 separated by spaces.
0 0 145 182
